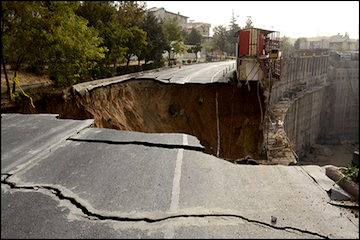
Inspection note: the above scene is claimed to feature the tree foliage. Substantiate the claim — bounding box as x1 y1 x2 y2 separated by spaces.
1 1 106 90
186 28 202 45
123 26 148 66
184 28 202 61
245 16 253 28
212 25 229 53
140 12 167 64
281 36 295 56
162 18 184 64
44 1 106 85
77 1 125 70
294 37 307 50
209 12 242 56
171 41 187 55
2 0 221 96
226 12 241 56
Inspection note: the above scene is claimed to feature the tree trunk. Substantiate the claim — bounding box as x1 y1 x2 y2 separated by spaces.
12 65 20 94
1 55 11 99
12 56 23 94
126 57 130 67
12 70 17 94
168 51 171 66
138 59 141 66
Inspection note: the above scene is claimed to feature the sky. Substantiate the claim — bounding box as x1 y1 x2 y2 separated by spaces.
145 1 359 39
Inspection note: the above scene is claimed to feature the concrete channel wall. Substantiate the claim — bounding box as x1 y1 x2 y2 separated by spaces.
271 50 329 104
283 87 325 158
320 59 359 143
273 50 359 161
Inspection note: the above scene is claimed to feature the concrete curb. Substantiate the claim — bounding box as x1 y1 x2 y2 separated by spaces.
325 166 359 201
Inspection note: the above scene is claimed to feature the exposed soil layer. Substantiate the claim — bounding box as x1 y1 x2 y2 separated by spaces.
2 79 267 161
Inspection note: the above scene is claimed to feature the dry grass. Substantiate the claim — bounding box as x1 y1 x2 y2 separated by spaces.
1 69 51 93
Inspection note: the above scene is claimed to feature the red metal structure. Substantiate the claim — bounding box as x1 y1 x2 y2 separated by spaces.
236 27 282 82
239 30 250 56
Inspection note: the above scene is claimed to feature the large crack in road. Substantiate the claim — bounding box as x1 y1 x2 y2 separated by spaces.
66 137 205 152
1 174 328 239
23 79 266 162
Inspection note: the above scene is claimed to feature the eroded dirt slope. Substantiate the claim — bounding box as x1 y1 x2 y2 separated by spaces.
60 79 266 160
2 79 266 161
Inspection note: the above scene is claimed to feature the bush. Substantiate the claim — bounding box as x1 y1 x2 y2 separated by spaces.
341 165 359 182
115 61 164 76
90 64 113 80
26 63 44 75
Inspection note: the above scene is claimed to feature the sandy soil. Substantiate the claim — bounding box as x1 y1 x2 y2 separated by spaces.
1 70 51 93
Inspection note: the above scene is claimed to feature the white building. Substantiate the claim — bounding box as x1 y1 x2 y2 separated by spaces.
185 21 211 37
148 7 189 28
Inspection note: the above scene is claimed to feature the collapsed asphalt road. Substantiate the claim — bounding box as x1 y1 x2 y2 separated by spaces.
137 60 236 83
1 114 358 238
8 60 265 162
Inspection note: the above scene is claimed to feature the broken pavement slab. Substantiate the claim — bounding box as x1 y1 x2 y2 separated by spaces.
300 165 336 192
179 153 358 238
1 186 319 239
7 145 359 238
1 186 163 239
329 185 352 201
1 113 94 174
1 114 359 238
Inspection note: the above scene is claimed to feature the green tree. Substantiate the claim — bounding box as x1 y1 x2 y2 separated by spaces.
76 1 116 30
1 1 48 97
115 1 148 67
77 1 125 70
212 25 229 53
186 28 202 45
140 12 167 65
281 36 294 56
1 1 106 91
171 41 187 55
162 18 183 65
185 28 202 61
187 44 202 61
77 1 148 70
116 1 146 28
226 11 241 56
43 1 106 86
123 26 148 66
245 16 253 28
294 37 307 50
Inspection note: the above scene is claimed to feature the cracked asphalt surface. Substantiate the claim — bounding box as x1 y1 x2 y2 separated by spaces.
135 60 236 83
1 114 359 238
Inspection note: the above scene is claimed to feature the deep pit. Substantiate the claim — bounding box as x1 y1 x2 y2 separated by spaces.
8 79 267 161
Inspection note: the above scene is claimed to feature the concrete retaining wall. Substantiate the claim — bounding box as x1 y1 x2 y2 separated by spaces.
271 51 328 104
275 50 359 161
320 60 359 143
283 87 325 158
